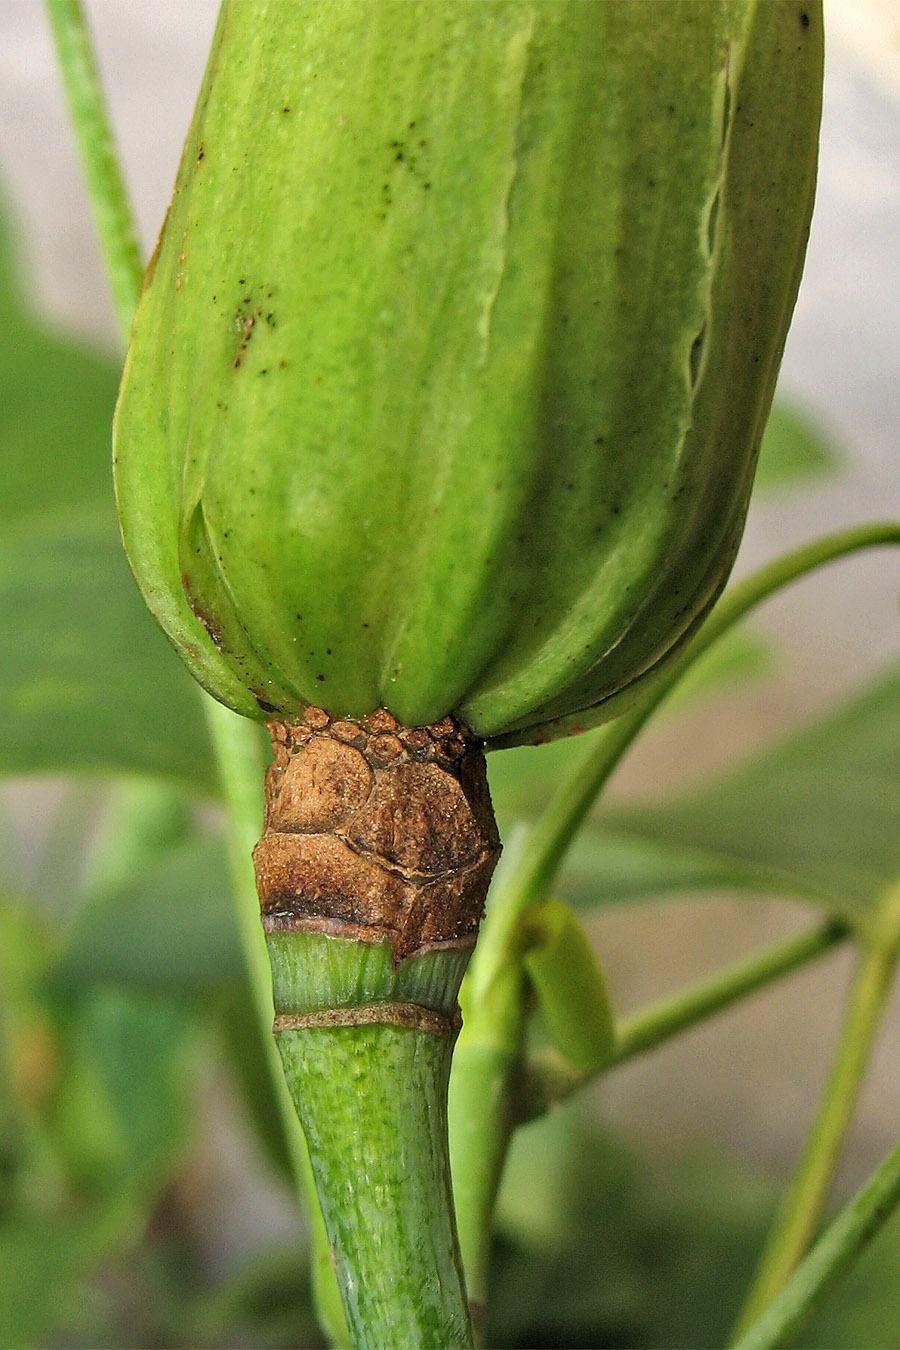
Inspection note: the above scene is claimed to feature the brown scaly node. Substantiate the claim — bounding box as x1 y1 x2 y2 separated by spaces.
253 706 502 962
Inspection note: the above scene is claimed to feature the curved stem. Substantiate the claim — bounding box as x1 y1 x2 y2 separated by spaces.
470 521 900 1008
511 917 848 1122
612 918 849 1069
45 0 143 342
734 1130 900 1350
731 879 900 1340
454 523 900 1323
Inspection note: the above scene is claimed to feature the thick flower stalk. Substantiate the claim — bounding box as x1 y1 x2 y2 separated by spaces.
113 2 822 1343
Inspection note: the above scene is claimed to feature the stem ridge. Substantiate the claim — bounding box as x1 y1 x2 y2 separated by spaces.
273 1001 460 1036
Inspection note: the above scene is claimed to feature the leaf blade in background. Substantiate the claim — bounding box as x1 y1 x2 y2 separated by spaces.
568 664 900 925
51 831 242 994
0 191 213 792
487 622 773 833
754 399 839 492
0 511 216 790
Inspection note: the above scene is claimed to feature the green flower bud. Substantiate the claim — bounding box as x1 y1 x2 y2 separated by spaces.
113 0 822 746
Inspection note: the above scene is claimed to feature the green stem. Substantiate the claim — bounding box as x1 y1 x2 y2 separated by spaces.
470 521 900 1011
454 524 900 1319
449 961 528 1333
268 929 475 1349
44 0 143 342
731 880 900 1340
203 700 349 1347
733 1130 900 1350
612 918 849 1068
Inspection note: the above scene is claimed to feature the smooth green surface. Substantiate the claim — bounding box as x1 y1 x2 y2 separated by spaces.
114 0 821 739
267 927 475 1346
267 928 471 1018
521 898 615 1073
278 1022 472 1349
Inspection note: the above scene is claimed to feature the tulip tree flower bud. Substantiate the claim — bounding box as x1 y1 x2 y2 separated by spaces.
114 0 822 749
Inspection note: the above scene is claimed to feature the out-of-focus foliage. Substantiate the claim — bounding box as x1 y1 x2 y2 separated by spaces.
0 200 215 788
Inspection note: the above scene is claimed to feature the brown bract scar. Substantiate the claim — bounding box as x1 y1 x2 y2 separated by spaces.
253 706 502 963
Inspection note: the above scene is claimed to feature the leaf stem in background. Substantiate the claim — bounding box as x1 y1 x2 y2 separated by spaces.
469 520 900 1010
45 0 143 343
516 917 849 1120
731 878 900 1340
454 522 900 1313
733 1129 900 1350
613 916 849 1067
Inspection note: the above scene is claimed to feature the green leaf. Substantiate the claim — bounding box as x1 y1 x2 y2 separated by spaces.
0 510 216 788
0 190 213 790
50 986 196 1197
572 665 900 925
489 1107 900 1350
735 1133 900 1350
51 832 243 994
755 399 839 492
0 199 118 531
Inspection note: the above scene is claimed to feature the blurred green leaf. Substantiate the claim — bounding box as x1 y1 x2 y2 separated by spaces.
490 1106 776 1349
0 192 214 791
0 1212 113 1348
0 889 201 1347
0 199 117 531
568 665 900 926
51 987 196 1196
803 1205 900 1349
192 1243 325 1349
665 624 772 707
488 625 773 834
52 832 242 994
755 400 839 492
0 511 215 788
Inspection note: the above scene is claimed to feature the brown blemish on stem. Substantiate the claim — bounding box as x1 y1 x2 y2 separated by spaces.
254 707 501 961
273 1001 460 1037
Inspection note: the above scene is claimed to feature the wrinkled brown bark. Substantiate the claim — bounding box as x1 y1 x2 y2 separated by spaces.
253 706 501 962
